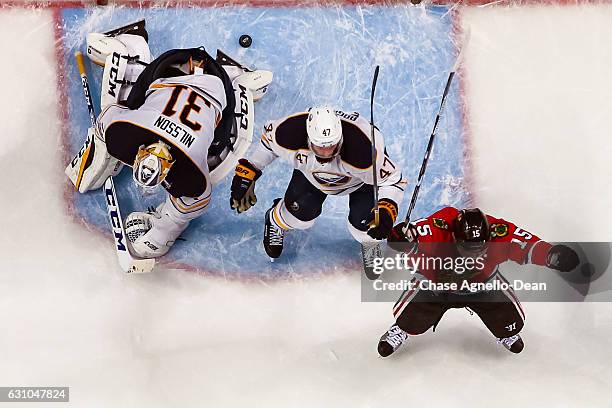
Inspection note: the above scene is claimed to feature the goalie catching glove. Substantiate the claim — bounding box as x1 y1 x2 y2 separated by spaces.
230 159 261 213
125 202 189 258
366 199 398 240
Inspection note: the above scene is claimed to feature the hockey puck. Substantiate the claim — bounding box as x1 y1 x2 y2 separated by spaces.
239 34 252 48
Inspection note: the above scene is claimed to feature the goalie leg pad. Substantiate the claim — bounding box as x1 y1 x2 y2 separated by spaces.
232 70 273 101
97 34 152 109
65 127 123 193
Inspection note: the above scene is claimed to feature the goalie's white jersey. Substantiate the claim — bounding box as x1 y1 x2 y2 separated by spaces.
247 110 407 204
98 73 227 189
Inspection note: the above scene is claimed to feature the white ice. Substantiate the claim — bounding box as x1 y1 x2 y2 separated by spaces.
0 5 611 407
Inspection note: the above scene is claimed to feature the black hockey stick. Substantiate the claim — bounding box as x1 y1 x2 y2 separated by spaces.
402 32 470 227
361 65 383 281
370 65 381 225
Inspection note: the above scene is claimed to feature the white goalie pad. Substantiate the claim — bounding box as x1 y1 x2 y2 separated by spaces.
65 127 123 193
89 33 152 109
232 70 273 101
209 84 255 185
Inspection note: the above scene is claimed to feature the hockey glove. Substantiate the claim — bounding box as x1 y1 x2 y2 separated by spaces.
546 244 579 272
230 159 262 213
366 199 398 240
387 221 418 254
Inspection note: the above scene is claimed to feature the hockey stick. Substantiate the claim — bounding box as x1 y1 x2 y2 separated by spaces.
361 65 383 281
370 65 381 225
75 51 155 274
402 31 470 228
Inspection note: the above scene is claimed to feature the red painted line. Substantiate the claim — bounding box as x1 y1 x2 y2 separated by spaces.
52 7 78 219
449 6 478 207
3 0 612 8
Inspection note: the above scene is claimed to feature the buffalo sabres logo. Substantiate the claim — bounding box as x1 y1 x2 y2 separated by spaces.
312 171 351 187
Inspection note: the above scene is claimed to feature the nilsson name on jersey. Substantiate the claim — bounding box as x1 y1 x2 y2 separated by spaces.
153 115 196 148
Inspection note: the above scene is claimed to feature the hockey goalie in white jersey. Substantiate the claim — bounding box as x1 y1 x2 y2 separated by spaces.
65 23 272 259
230 107 407 259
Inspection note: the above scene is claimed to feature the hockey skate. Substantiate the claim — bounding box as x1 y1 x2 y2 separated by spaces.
361 241 383 280
263 199 285 260
377 324 410 357
499 334 524 354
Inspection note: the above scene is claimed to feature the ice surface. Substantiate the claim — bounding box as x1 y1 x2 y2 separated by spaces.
0 3 611 408
60 4 467 276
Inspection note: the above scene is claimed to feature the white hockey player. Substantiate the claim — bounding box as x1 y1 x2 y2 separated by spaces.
65 22 273 259
230 107 407 259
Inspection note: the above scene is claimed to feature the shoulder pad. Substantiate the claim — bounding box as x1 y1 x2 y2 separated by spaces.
275 113 309 151
432 217 449 230
490 223 509 238
339 120 372 169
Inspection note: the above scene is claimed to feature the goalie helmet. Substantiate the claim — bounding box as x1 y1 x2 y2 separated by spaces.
306 106 343 160
453 208 491 256
132 141 175 194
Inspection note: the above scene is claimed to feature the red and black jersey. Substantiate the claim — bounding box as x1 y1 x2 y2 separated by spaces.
408 206 552 284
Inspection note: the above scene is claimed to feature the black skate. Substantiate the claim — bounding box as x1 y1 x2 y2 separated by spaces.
377 324 410 357
499 334 524 353
264 198 285 260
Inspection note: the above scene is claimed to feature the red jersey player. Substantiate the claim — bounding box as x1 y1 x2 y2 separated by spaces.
378 207 579 357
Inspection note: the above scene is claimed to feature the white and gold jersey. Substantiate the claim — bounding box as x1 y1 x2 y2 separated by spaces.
248 110 407 204
98 73 226 199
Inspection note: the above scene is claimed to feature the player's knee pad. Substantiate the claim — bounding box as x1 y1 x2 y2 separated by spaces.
347 219 377 244
270 199 315 230
283 194 322 223
348 204 372 232
65 127 123 193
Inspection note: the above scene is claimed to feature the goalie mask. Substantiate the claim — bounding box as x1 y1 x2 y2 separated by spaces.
132 141 175 194
306 106 343 162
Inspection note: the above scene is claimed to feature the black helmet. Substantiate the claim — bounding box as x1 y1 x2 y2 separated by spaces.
453 208 490 255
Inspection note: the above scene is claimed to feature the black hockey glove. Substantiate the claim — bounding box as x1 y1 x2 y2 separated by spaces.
387 221 418 254
230 159 262 213
546 244 579 272
366 199 398 240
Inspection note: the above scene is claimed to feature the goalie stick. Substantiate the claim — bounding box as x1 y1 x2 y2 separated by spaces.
75 51 155 274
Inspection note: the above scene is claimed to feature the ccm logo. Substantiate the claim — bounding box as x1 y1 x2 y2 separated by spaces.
238 85 249 130
104 186 127 252
107 52 121 98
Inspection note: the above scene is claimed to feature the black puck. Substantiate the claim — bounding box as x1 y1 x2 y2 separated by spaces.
239 34 252 48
